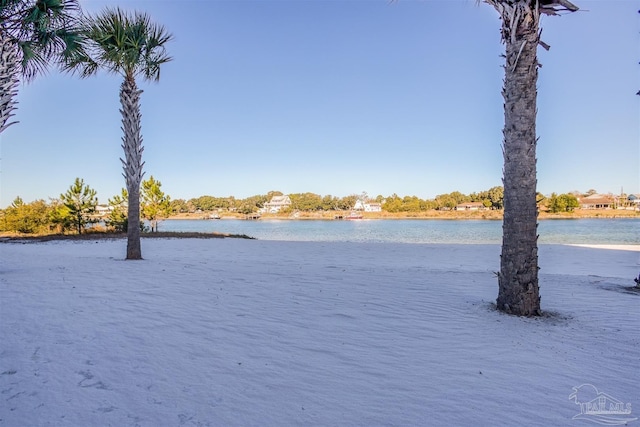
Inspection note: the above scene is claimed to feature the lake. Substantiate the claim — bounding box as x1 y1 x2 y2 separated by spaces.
155 218 640 245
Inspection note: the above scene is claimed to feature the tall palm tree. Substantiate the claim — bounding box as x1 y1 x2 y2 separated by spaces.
0 0 82 134
485 0 578 316
65 8 172 259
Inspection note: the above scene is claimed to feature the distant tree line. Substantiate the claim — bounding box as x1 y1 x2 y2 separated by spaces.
546 193 579 213
0 176 171 235
0 182 611 235
171 186 506 214
1 178 98 235
170 186 588 215
170 191 359 214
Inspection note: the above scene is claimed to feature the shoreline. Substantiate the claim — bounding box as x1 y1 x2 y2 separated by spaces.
168 209 639 221
2 209 637 243
566 243 640 252
2 232 639 251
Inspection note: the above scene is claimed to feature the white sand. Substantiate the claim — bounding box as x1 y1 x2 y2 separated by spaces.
1 239 639 426
567 243 640 252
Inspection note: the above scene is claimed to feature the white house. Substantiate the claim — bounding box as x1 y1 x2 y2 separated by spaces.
263 195 292 213
622 194 640 210
364 202 382 212
95 205 113 216
353 199 382 212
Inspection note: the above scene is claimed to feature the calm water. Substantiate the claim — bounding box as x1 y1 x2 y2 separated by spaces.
156 218 639 245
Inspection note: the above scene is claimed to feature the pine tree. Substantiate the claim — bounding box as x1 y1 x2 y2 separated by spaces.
60 178 97 234
106 188 128 232
141 176 172 232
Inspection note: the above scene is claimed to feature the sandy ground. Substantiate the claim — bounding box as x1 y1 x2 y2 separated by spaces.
1 239 638 426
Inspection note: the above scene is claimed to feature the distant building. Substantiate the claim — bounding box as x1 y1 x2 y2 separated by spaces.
95 205 112 216
263 195 292 213
578 194 615 209
622 194 640 211
353 199 382 212
455 202 486 211
365 202 382 213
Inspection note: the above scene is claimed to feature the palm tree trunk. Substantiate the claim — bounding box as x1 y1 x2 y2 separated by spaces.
120 76 145 260
494 2 541 316
0 32 20 134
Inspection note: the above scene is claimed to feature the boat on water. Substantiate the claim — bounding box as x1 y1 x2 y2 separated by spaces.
345 211 364 220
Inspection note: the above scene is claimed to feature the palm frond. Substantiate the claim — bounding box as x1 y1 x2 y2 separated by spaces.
1 0 83 80
66 7 172 82
18 40 48 79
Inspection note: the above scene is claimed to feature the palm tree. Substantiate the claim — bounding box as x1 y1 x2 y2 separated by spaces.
65 8 172 259
485 0 578 316
0 0 82 134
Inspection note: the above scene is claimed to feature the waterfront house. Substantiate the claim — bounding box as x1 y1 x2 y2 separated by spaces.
353 199 382 212
578 194 615 209
365 202 382 213
264 195 292 213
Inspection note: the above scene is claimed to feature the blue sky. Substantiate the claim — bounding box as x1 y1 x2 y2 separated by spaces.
0 0 638 206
